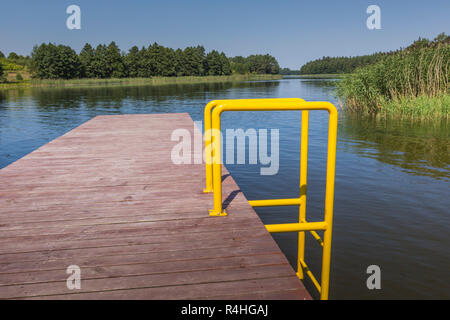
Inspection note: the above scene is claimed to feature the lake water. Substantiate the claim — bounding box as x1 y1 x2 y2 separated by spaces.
0 78 448 299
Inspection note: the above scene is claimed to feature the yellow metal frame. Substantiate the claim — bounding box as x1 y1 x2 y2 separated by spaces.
203 98 338 300
203 98 306 193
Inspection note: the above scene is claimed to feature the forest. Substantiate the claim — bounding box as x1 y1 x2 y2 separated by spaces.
299 52 391 74
279 68 300 75
299 33 450 79
0 42 280 80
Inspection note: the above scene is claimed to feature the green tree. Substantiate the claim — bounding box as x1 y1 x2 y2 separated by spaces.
31 43 81 79
431 32 450 47
90 44 110 78
79 43 95 78
106 41 126 78
219 52 232 75
56 45 82 79
138 45 152 77
124 46 141 77
245 54 279 74
280 68 300 75
183 46 206 76
434 32 448 42
230 56 249 74
8 52 19 60
174 48 186 76
408 38 430 50
299 53 388 74
205 50 222 75
229 54 279 74
0 51 4 58
146 43 176 76
25 40 283 79
205 51 232 75
161 46 177 76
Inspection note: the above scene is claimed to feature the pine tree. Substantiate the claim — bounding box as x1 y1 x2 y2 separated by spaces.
137 46 150 77
183 46 206 76
205 50 221 75
106 42 126 78
174 48 186 76
219 52 232 75
91 44 110 78
124 46 141 77
79 43 95 78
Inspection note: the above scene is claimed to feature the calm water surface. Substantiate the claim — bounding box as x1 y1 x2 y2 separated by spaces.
0 78 448 299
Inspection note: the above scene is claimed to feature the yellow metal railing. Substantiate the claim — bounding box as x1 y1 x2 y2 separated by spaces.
203 98 338 300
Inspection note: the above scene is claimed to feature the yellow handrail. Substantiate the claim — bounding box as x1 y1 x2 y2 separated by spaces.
203 98 338 300
203 98 305 193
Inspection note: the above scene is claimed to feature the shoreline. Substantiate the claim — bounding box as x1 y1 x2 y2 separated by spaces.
283 74 346 79
0 74 283 91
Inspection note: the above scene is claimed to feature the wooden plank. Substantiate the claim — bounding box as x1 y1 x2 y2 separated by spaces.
24 276 303 300
2 263 295 299
0 253 288 286
0 113 310 300
0 238 281 273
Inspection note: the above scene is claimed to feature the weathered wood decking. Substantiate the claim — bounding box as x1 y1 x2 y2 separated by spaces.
0 113 310 300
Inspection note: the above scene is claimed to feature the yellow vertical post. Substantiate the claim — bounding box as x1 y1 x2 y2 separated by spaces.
209 105 227 216
319 107 338 300
297 110 309 280
203 101 216 193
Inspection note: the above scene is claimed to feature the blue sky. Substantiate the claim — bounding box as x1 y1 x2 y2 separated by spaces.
0 0 449 68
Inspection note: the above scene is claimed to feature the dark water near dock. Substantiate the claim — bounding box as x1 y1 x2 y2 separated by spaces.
0 78 448 299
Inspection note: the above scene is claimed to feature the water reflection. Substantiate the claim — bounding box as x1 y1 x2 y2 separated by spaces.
1 81 280 107
0 80 281 169
340 115 449 180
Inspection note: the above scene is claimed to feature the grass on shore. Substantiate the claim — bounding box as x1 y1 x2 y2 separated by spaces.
337 42 449 118
0 74 282 90
378 94 449 119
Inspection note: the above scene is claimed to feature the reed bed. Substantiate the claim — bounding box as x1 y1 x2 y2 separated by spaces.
337 43 449 118
0 74 282 90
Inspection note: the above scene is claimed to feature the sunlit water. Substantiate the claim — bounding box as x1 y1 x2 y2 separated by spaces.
0 78 448 299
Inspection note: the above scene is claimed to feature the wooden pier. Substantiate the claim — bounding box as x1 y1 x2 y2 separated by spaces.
0 113 310 300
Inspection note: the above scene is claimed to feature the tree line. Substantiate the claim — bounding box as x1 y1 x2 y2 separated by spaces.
229 55 280 75
279 68 300 75
299 33 450 75
0 51 29 79
25 42 280 79
0 51 30 66
299 52 390 74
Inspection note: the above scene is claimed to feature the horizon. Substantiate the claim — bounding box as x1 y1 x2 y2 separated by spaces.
1 0 449 69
